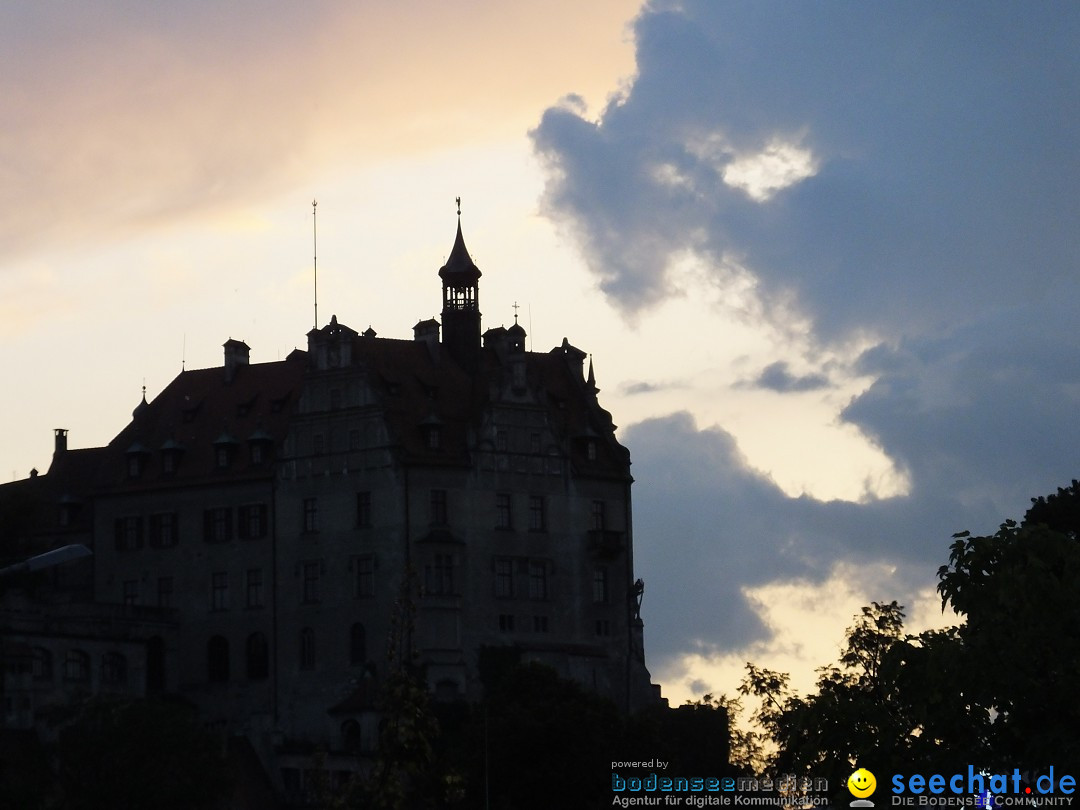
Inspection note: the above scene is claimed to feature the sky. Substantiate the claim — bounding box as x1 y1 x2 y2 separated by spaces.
3 1 1080 707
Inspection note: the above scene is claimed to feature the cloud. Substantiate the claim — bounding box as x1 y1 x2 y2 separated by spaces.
744 361 829 393
532 2 1080 344
620 379 687 395
532 2 1080 692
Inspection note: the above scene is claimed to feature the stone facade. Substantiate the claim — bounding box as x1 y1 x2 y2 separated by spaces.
0 218 654 777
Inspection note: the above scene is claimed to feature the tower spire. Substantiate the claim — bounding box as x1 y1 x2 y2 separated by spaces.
312 199 319 331
439 200 482 372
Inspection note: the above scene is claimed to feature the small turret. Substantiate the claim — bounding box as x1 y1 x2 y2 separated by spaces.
440 200 482 372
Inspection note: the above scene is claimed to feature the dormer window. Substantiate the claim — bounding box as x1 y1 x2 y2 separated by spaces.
125 442 150 479
213 430 239 469
160 439 183 475
248 427 273 466
587 440 597 461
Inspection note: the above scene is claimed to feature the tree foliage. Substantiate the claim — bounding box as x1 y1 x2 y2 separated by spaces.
743 480 1080 780
938 519 1080 771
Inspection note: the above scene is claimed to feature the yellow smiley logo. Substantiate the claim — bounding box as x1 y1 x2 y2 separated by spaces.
848 768 877 799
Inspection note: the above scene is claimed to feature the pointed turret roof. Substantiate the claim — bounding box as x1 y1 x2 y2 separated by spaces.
439 221 481 282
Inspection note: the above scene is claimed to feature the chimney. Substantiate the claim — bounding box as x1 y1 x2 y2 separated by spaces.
413 319 441 359
223 339 250 383
54 428 68 456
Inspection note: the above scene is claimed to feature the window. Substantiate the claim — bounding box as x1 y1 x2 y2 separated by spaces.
303 498 318 533
246 569 263 608
32 648 52 682
494 558 514 598
211 571 229 611
330 388 342 410
356 491 371 528
65 650 90 682
246 633 269 680
591 500 606 531
157 576 173 608
592 568 608 604
498 614 515 633
239 504 268 539
530 433 541 454
162 451 177 474
496 430 508 451
207 636 230 682
250 442 264 465
203 507 233 543
215 446 231 469
349 429 361 450
122 580 139 606
528 561 548 600
427 426 441 450
495 493 512 530
299 627 315 670
533 615 549 633
586 440 597 461
349 623 366 665
114 516 144 551
595 619 611 637
528 495 546 532
355 555 374 597
302 562 320 604
425 554 454 596
101 652 127 685
430 489 447 526
149 513 178 548
127 455 143 478
313 434 325 456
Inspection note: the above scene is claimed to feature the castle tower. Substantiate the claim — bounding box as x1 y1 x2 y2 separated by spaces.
439 210 482 372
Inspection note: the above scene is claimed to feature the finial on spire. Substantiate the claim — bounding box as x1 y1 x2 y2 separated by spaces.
312 198 319 330
512 301 520 324
455 196 461 217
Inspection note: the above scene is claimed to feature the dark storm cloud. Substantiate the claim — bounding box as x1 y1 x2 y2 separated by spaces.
744 361 829 393
532 2 1080 342
535 2 1080 675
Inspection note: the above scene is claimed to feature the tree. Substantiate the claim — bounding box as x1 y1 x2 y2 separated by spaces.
740 480 1080 782
741 602 988 787
938 519 1080 771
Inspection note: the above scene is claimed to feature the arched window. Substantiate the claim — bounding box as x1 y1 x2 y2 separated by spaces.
207 635 230 683
101 652 127 685
299 627 315 671
246 632 269 681
349 623 366 665
64 650 90 682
